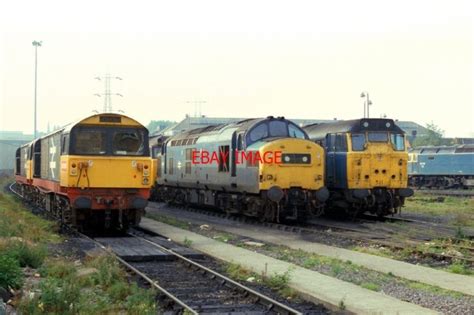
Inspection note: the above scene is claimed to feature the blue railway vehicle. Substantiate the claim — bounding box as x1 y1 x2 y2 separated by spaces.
408 145 474 189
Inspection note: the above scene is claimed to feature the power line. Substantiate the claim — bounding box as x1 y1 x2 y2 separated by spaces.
94 74 123 113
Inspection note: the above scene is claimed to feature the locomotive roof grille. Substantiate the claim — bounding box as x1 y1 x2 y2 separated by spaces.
304 118 404 140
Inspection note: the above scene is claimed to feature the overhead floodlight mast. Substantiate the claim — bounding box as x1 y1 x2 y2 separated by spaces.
32 40 42 138
360 91 373 118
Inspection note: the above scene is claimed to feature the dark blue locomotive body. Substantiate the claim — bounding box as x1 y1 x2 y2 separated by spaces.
408 145 474 189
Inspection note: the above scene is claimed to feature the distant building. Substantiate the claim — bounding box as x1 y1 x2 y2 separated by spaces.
443 138 474 145
152 115 429 145
0 131 34 174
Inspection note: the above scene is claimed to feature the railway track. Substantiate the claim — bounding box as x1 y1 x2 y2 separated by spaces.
86 232 303 314
413 189 474 197
7 182 313 314
147 202 474 266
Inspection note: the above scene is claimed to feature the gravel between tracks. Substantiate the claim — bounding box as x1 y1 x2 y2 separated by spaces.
146 203 474 315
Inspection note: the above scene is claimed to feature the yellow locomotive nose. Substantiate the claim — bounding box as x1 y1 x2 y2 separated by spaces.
258 138 325 191
350 142 408 189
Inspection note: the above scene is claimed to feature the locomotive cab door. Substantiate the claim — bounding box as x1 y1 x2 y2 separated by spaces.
231 132 238 177
326 134 337 186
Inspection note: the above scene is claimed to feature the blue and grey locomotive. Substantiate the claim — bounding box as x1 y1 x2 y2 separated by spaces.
408 144 474 189
151 116 329 222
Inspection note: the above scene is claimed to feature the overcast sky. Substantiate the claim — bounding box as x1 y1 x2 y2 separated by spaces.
0 0 472 137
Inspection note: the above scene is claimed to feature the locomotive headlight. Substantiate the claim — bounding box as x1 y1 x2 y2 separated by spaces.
142 177 149 185
70 163 78 176
302 156 308 163
284 156 291 162
266 174 273 180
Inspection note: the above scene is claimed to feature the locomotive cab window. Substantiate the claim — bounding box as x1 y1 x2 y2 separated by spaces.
218 145 230 172
269 120 287 137
326 134 336 152
288 123 306 139
237 133 244 150
351 133 366 151
368 132 388 142
249 123 268 143
390 133 405 151
335 133 347 152
73 128 107 155
15 148 20 175
71 126 149 156
112 130 144 155
247 120 308 146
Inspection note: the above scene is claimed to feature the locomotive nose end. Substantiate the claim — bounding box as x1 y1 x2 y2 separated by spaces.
267 186 284 202
315 187 330 202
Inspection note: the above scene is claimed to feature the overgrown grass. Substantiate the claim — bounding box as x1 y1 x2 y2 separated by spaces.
448 262 473 275
238 242 469 300
225 263 297 299
0 255 23 290
0 177 158 313
354 241 474 276
0 177 59 292
404 194 474 227
0 181 60 244
19 254 157 315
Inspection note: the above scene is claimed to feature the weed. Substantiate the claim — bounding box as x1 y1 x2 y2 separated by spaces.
86 254 125 289
338 298 346 310
455 227 466 239
40 259 76 279
0 255 23 290
330 263 343 276
226 263 253 282
4 241 46 268
361 282 380 291
26 277 80 314
183 237 193 247
213 233 235 243
264 269 292 291
124 283 156 315
448 262 473 275
302 257 320 268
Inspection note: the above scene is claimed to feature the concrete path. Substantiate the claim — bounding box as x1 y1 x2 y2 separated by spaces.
141 218 438 315
146 206 474 296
